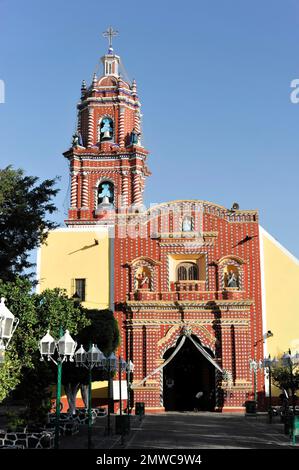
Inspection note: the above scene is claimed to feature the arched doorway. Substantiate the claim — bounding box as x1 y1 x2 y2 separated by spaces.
163 335 216 411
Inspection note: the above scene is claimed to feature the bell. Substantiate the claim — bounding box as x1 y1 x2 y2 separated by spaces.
103 130 111 139
101 196 110 205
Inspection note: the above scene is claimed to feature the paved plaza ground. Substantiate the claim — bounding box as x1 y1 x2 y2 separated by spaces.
60 412 297 450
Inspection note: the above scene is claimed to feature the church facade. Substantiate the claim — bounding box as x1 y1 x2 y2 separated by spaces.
38 34 299 412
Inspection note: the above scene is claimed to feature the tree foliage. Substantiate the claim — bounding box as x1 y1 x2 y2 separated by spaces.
272 363 299 396
0 279 90 422
0 166 59 281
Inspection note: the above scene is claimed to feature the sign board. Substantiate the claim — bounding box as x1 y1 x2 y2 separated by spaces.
112 381 128 400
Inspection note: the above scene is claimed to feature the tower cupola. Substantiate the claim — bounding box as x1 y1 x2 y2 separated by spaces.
101 26 120 77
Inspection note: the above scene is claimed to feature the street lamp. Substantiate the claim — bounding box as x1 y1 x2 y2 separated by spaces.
126 360 134 417
250 330 274 406
39 328 77 449
0 297 19 364
74 343 105 449
104 352 117 435
262 355 279 423
249 359 263 402
118 356 128 444
282 349 299 415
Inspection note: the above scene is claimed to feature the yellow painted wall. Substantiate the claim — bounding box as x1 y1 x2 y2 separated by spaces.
261 227 299 357
38 228 111 310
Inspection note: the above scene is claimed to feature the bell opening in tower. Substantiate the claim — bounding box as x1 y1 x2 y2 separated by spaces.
97 181 114 206
99 117 114 142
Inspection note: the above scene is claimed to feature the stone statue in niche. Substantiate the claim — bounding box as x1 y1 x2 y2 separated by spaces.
182 216 192 232
135 269 151 290
72 131 83 147
227 270 239 288
98 182 114 205
100 118 113 141
130 128 141 145
72 132 79 147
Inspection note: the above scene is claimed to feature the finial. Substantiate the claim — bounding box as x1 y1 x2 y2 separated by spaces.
132 79 137 95
103 26 119 53
81 80 87 98
92 72 97 88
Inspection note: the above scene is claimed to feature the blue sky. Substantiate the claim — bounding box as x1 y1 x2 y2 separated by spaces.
1 0 299 258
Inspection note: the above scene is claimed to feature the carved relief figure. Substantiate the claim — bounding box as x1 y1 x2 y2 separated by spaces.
226 270 239 288
182 216 193 232
135 267 151 290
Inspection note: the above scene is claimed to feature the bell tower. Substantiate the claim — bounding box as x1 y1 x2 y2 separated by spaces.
64 27 150 226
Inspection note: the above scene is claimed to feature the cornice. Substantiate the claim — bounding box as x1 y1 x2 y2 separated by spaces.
126 299 253 310
125 319 250 326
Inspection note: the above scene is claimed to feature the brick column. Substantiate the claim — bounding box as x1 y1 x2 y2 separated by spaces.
119 107 125 147
87 107 94 147
70 171 78 208
81 172 89 208
121 171 129 207
133 170 142 206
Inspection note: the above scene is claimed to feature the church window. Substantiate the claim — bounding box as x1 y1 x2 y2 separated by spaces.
74 278 86 301
177 265 187 281
177 262 199 281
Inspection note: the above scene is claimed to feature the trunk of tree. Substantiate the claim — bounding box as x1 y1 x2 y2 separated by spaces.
80 383 89 409
64 383 80 415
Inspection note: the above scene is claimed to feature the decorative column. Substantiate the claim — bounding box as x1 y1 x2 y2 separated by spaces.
70 171 78 208
87 107 94 148
134 108 141 135
77 110 81 135
81 172 89 208
119 106 125 147
132 170 143 206
121 171 129 207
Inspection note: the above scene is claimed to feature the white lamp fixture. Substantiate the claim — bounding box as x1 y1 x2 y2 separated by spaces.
119 357 127 371
0 297 19 347
87 344 105 368
57 330 77 361
127 360 134 373
282 351 292 367
106 352 117 371
0 340 5 364
40 329 76 364
39 330 57 361
74 344 87 366
292 352 299 365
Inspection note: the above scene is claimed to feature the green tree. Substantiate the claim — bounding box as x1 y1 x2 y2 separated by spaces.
272 363 299 399
0 166 59 281
0 279 90 424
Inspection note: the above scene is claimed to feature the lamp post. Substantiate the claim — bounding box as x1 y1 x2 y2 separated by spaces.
74 343 105 449
126 360 134 418
250 330 274 406
117 356 128 444
282 349 299 416
104 352 117 435
262 355 278 423
249 359 262 402
39 327 77 449
0 297 19 364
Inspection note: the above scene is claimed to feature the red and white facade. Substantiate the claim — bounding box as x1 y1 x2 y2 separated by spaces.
64 43 265 413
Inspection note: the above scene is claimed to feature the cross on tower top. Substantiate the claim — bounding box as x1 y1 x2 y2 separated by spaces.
103 26 118 53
